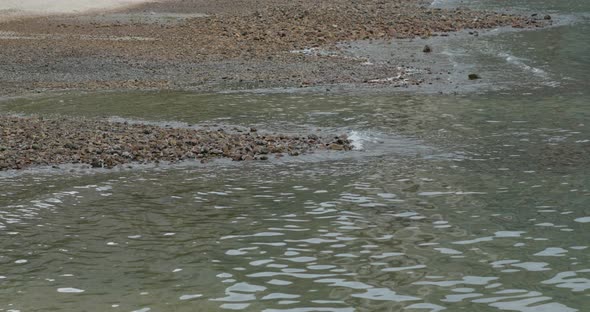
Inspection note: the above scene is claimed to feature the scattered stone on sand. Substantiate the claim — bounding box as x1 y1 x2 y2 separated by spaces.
0 115 353 170
468 73 480 80
0 0 551 96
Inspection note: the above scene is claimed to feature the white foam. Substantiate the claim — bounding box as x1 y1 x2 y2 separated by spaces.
348 131 368 150
497 52 559 87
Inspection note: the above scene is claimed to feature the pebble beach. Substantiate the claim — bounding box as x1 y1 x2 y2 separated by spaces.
0 0 553 170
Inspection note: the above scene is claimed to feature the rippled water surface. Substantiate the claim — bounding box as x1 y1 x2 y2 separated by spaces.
1 1 590 311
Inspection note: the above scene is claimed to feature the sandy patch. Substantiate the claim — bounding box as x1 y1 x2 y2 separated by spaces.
0 0 156 21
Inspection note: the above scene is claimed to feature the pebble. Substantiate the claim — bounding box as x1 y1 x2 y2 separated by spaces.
0 116 353 170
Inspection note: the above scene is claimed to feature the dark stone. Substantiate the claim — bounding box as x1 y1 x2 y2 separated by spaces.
423 45 432 53
64 142 79 150
468 73 480 80
544 15 551 20
90 159 102 168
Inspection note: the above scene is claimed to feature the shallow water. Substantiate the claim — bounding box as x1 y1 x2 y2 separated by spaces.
1 1 590 311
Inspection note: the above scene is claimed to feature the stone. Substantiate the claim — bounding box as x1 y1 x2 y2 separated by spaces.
468 73 480 80
328 143 345 150
0 116 354 171
90 159 102 168
423 45 432 53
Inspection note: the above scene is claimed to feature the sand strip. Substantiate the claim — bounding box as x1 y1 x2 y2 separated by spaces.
0 0 156 21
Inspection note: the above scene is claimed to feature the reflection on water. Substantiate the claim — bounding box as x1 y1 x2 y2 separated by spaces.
1 87 590 311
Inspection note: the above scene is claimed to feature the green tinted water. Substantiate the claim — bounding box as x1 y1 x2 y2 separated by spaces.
1 1 589 311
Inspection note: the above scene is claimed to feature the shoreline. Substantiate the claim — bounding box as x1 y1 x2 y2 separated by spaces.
0 0 556 171
0 0 551 98
0 115 353 171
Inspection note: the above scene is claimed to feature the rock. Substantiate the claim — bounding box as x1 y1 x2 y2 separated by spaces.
544 15 551 20
423 45 432 53
0 116 354 171
328 143 344 150
468 73 480 80
64 142 79 150
90 158 102 168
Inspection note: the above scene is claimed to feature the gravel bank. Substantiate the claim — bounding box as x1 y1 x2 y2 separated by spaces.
0 0 551 96
0 115 353 170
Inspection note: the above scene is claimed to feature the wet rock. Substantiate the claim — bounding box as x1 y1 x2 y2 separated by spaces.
468 73 480 80
544 15 551 20
328 143 345 150
90 158 102 168
423 45 432 53
0 115 353 171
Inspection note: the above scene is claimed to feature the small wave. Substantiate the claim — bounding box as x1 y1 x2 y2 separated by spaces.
348 131 377 150
497 52 561 87
498 52 549 79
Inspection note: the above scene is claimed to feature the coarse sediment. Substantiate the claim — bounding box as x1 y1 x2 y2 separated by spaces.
0 115 353 170
0 0 551 96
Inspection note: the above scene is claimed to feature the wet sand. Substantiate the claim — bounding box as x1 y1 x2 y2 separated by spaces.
0 0 550 97
0 0 154 20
